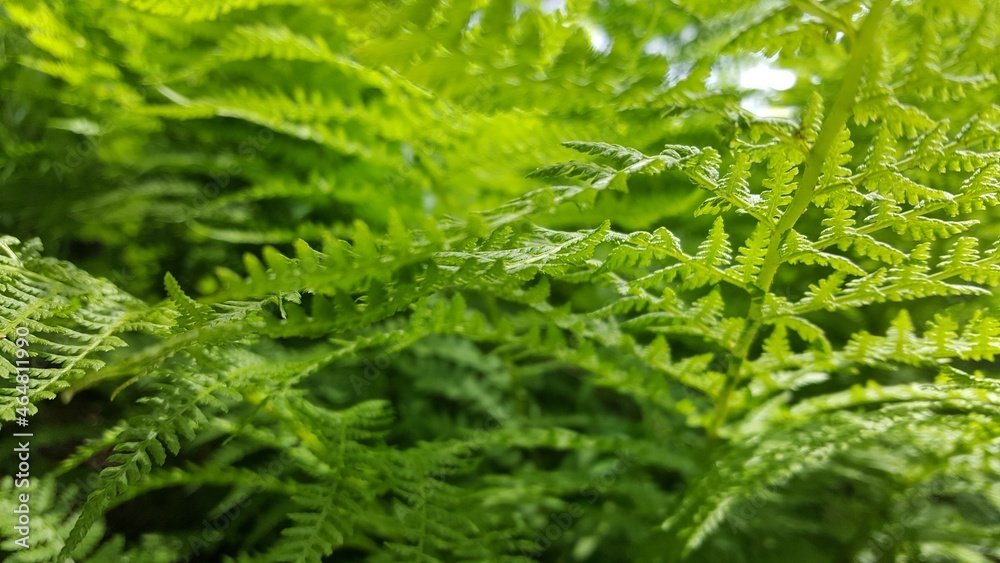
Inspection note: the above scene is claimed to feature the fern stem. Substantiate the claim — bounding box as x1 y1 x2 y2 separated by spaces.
761 0 892 290
0 241 22 265
707 0 893 439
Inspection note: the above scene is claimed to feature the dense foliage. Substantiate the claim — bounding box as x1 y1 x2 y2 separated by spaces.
1 0 1000 561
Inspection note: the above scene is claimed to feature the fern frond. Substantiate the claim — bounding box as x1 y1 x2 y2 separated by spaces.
0 237 164 424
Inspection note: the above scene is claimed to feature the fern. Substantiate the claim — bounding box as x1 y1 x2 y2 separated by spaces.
3 0 1000 561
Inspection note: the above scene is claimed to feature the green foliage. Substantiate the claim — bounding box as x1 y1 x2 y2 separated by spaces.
2 0 1000 562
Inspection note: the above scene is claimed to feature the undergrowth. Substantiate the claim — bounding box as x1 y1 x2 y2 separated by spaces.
1 0 999 561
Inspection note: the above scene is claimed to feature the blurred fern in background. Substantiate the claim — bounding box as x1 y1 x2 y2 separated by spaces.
1 0 999 561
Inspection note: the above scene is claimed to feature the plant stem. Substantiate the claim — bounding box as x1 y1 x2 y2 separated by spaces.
707 0 893 439
0 241 22 265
